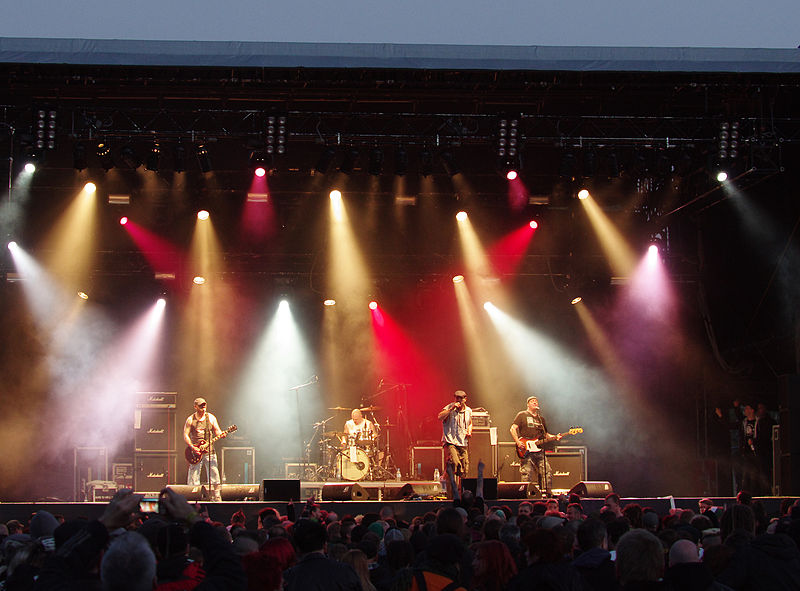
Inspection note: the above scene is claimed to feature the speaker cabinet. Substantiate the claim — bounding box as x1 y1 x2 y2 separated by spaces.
497 481 540 499
568 481 613 497
134 408 176 452
497 442 523 482
467 429 497 478
134 452 177 492
220 483 260 501
548 449 587 492
261 479 301 501
222 447 256 484
321 482 368 501
461 477 498 500
165 484 204 501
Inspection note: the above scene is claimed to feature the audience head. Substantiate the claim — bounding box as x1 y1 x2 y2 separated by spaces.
616 529 664 585
100 531 157 591
669 538 700 567
293 519 327 554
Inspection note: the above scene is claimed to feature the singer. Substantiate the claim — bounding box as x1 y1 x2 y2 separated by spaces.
437 390 473 479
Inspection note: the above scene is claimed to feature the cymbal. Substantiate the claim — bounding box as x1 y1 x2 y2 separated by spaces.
360 405 381 412
328 406 350 411
324 431 345 438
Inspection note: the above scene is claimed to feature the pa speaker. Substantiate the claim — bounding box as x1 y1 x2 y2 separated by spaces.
321 483 368 501
261 479 301 501
568 481 613 497
497 481 540 499
461 478 498 500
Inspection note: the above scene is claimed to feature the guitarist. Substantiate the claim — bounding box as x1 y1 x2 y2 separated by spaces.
183 397 227 501
510 396 562 495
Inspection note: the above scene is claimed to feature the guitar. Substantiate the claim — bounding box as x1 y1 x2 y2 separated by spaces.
185 425 238 465
516 427 583 458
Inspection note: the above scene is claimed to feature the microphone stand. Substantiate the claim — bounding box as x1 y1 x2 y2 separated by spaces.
290 376 319 480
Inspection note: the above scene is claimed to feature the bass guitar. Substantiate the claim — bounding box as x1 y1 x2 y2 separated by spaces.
185 425 238 465
516 427 583 458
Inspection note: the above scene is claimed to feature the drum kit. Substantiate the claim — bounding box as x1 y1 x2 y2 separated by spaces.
314 405 398 481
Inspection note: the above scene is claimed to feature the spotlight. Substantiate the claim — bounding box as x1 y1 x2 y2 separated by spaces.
368 301 378 310
24 162 36 174
119 144 141 169
78 291 89 300
529 220 539 229
440 149 460 176
145 144 160 171
249 151 270 176
156 298 166 309
716 171 728 182
483 301 494 311
7 241 17 251
195 144 212 173
96 142 114 171
452 275 464 283
368 147 384 176
571 297 582 305
73 143 88 171
84 182 97 193
506 169 518 180
577 189 590 200
394 146 408 176
456 211 468 222
329 190 342 201
197 210 210 221
192 276 206 285
314 146 337 175
173 144 186 173
648 244 659 256
119 216 128 225
339 148 359 174
323 299 336 306
419 148 434 177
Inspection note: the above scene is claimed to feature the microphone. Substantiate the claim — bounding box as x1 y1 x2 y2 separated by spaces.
312 375 319 383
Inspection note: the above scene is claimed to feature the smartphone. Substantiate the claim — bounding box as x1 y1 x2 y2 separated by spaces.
139 496 159 513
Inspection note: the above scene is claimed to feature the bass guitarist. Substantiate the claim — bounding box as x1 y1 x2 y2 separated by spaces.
510 395 562 495
184 397 227 501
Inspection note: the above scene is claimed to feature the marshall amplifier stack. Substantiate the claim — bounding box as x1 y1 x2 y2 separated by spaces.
134 392 177 491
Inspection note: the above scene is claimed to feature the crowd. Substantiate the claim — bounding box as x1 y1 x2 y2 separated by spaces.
1 484 800 590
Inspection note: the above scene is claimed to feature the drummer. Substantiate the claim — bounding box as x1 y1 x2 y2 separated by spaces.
343 408 375 445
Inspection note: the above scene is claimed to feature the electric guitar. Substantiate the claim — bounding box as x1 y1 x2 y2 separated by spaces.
185 425 237 465
516 427 583 458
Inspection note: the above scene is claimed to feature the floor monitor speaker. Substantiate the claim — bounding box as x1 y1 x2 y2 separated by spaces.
568 481 613 497
497 481 539 499
219 483 261 501
321 482 368 501
164 484 204 501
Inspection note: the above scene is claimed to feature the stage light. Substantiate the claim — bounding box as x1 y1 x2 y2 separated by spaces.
24 162 36 173
97 142 114 171
197 210 210 221
571 297 582 305
192 276 206 285
145 144 160 171
314 146 337 175
78 291 89 300
716 171 728 182
7 241 17 251
506 169 518 180
255 166 266 177
323 299 336 306
368 147 384 176
529 220 539 229
174 144 186 172
452 275 464 283
339 148 359 174
156 297 166 309
648 244 659 256
120 144 141 169
369 301 378 310
195 144 212 173
440 149 461 176
456 211 468 222
483 301 494 311
119 217 128 225
577 189 590 200
266 115 287 156
72 143 87 171
34 107 57 150
249 151 269 177
329 190 342 201
84 182 97 193
108 194 130 205
394 146 408 176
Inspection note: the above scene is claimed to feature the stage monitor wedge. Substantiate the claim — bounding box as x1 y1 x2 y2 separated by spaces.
568 481 613 497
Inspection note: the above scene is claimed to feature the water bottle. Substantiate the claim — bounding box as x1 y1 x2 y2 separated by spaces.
396 468 402 481
433 467 440 482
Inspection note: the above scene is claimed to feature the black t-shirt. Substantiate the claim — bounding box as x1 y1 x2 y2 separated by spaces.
512 411 548 440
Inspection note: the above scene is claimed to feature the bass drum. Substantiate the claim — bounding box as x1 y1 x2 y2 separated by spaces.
338 447 370 481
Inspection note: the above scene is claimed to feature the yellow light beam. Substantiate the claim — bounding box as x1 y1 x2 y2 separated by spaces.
579 194 637 277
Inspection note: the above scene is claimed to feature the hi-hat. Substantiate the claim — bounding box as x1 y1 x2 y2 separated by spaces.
328 406 349 411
